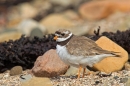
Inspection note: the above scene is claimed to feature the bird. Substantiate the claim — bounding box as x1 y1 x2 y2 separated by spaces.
53 29 120 78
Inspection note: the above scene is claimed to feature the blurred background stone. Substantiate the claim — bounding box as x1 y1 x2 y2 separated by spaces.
40 13 75 28
0 31 22 42
29 28 44 40
17 19 47 36
17 3 38 19
87 12 130 35
79 0 130 20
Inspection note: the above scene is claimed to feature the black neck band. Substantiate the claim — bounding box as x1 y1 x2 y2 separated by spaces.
57 34 73 46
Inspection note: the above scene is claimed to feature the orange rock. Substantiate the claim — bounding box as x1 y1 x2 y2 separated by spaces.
40 13 75 34
0 32 22 42
31 49 69 77
40 14 74 27
92 36 128 73
79 0 130 20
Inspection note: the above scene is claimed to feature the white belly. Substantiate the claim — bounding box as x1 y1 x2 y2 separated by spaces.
56 45 113 68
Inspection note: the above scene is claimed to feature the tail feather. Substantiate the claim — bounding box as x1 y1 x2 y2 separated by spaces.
110 52 121 57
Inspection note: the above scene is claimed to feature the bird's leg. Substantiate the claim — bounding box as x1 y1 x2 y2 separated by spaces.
82 68 86 78
78 65 82 79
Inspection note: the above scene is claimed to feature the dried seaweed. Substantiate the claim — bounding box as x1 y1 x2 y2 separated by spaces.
89 27 130 54
0 34 56 72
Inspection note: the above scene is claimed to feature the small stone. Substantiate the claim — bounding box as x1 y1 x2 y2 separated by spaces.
0 29 18 34
65 66 78 76
17 19 47 36
10 66 23 76
113 76 119 80
120 78 128 83
18 3 38 19
7 18 22 28
31 49 69 77
21 77 52 86
50 0 73 7
65 66 89 76
97 71 111 77
30 28 44 40
40 13 74 33
95 80 100 85
126 78 130 86
0 74 3 79
124 62 130 71
4 70 10 73
92 36 128 73
0 31 22 42
63 10 81 21
20 74 33 83
79 1 130 20
3 73 9 78
103 81 109 86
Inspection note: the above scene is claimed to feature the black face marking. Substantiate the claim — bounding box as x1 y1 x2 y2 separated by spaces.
55 29 71 39
61 33 65 36
55 31 61 34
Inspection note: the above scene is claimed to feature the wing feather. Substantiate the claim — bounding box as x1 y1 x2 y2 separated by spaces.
66 36 114 57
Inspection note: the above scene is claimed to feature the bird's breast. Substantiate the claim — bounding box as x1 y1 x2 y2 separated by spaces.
56 45 82 67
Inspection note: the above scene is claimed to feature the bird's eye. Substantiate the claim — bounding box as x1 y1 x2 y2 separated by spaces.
61 33 65 36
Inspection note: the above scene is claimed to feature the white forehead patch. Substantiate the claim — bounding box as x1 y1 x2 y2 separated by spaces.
55 34 60 36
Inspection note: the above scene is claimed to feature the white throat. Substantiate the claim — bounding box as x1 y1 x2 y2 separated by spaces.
56 33 72 42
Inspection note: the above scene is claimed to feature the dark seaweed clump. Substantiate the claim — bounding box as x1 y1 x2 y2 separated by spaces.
89 27 130 54
0 34 56 73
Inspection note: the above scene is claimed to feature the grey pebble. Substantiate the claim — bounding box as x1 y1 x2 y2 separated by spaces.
120 78 128 83
113 76 119 79
20 74 33 83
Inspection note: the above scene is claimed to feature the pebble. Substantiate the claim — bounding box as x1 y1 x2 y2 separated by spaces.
65 66 78 76
124 62 130 70
29 28 44 40
21 76 53 86
126 78 130 86
0 74 3 79
113 76 119 79
10 66 23 76
120 78 128 83
20 74 33 83
17 19 47 36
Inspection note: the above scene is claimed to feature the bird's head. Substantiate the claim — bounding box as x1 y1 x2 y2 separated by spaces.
54 29 73 42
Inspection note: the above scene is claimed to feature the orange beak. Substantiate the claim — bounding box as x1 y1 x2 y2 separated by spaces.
54 36 58 40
